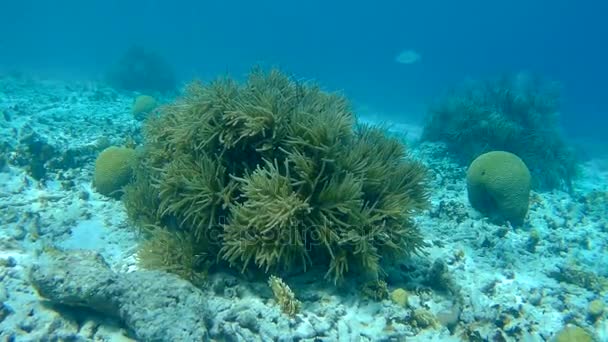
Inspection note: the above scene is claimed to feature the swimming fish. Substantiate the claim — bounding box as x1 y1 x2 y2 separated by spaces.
395 49 421 64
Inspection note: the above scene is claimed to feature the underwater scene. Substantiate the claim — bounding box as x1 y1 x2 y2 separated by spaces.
0 0 607 341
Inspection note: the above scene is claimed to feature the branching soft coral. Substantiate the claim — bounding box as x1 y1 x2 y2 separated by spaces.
422 72 577 191
221 159 312 273
125 68 429 284
156 154 236 241
137 227 208 285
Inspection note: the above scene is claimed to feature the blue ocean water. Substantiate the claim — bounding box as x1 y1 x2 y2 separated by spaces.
1 0 606 144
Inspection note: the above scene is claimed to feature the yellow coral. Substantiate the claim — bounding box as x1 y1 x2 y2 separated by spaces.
588 299 605 320
466 151 531 225
553 325 592 342
93 146 136 198
390 288 409 307
268 275 301 317
132 95 157 120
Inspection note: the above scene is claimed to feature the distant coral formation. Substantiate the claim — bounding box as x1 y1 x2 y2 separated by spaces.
466 151 531 225
422 72 577 191
106 45 176 93
124 69 429 284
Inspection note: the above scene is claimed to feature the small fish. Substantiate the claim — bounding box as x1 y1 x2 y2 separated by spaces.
395 49 421 64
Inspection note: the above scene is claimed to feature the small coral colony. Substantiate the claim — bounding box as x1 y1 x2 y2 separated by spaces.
95 49 581 320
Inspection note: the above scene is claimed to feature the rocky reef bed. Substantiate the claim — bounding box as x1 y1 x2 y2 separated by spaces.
0 74 607 341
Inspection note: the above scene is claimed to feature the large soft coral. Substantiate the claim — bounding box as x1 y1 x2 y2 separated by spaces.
422 72 577 191
125 69 428 283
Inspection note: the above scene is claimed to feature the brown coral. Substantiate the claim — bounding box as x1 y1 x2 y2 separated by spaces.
125 69 429 284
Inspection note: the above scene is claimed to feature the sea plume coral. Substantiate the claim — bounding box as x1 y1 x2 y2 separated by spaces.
125 68 428 284
422 72 577 191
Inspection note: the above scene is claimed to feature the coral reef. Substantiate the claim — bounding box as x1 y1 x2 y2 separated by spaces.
124 68 429 283
2 74 607 341
422 72 577 191
466 151 531 226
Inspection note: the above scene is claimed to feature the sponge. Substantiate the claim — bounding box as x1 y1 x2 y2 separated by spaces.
466 151 531 225
93 146 136 198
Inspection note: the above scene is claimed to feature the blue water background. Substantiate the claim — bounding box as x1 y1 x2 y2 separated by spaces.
0 0 606 148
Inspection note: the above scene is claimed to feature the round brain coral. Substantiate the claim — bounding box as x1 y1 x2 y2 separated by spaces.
132 95 157 120
466 151 531 225
554 325 592 342
93 146 136 198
